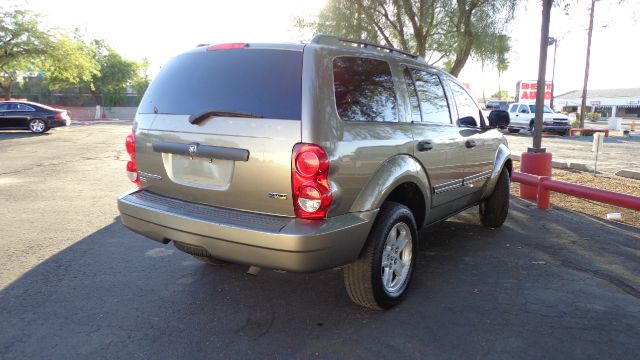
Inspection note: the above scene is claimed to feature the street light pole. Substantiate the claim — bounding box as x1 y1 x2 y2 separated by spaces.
548 37 558 110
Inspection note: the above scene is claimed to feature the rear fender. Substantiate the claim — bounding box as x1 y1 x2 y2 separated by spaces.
349 155 431 228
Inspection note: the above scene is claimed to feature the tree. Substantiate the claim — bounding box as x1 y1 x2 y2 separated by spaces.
494 35 510 100
131 58 151 99
41 31 100 91
0 7 53 99
86 40 138 106
296 0 520 76
472 32 510 103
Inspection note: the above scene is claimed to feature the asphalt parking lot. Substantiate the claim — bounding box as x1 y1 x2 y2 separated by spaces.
1 123 639 359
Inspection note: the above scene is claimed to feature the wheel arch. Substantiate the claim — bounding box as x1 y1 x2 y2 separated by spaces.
480 143 512 199
349 154 431 231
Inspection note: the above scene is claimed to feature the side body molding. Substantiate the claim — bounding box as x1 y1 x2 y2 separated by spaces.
349 155 431 225
481 143 512 199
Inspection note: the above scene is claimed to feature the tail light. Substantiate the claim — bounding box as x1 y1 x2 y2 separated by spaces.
53 113 62 119
125 133 141 188
292 144 332 219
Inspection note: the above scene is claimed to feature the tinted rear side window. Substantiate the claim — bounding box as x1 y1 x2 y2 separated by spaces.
411 69 451 124
138 49 302 120
332 57 397 122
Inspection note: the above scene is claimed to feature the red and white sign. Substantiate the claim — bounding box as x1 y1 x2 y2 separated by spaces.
516 80 553 104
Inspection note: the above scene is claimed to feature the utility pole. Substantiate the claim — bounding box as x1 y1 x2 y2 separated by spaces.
530 0 553 152
580 0 597 128
520 0 554 203
548 37 558 109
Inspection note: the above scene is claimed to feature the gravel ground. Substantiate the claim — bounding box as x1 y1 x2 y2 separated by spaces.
512 164 640 227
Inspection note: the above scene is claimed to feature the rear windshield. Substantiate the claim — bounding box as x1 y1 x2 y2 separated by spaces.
138 49 303 120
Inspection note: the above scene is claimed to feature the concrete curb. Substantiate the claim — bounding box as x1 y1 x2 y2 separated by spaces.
509 154 596 173
614 169 640 180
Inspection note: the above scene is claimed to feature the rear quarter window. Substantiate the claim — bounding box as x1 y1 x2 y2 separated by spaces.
332 56 397 122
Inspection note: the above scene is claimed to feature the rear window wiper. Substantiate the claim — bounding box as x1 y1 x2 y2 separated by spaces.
189 110 264 124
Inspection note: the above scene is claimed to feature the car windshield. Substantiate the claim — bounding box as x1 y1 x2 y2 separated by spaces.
528 104 553 113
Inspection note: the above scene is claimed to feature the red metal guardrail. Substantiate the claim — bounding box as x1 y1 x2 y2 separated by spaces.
512 171 640 211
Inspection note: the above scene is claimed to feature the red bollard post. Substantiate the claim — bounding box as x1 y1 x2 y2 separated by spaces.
537 176 551 209
520 152 552 201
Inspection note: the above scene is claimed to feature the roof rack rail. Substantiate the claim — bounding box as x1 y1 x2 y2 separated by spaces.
311 34 419 59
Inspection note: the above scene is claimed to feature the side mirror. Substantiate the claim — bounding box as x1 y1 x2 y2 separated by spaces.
488 110 510 129
520 109 528 114
458 116 477 127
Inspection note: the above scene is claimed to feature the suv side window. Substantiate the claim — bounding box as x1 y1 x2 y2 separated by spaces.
449 81 482 127
509 104 519 113
0 103 9 111
333 56 397 122
518 104 530 113
411 69 451 124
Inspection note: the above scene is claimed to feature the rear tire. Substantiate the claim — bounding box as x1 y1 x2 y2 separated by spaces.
479 168 510 228
29 119 47 133
344 202 417 310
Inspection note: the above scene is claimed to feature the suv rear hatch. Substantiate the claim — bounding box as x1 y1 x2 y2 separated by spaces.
135 45 303 217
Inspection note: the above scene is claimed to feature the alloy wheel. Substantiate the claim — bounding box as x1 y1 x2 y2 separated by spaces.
29 119 45 133
381 222 413 296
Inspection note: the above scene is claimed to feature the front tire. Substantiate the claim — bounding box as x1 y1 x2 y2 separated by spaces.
479 168 510 228
507 128 520 134
344 202 417 310
29 119 47 133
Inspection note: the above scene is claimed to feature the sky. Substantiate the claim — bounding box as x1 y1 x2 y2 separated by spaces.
458 0 640 98
15 0 640 99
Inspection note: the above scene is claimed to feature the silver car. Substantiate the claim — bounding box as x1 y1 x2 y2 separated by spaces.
118 35 512 310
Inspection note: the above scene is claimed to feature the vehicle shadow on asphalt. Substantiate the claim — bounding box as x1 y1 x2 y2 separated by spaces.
0 131 50 140
1 199 638 359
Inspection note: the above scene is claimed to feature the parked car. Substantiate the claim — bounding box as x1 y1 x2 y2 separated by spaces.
485 100 510 111
117 35 513 310
507 102 571 135
0 101 71 133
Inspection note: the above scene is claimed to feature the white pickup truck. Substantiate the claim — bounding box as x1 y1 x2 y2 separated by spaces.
507 102 571 136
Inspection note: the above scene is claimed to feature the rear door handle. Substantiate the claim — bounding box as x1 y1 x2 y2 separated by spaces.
417 140 433 152
465 140 477 148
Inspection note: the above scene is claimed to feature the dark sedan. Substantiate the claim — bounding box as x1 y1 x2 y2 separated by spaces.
0 101 71 133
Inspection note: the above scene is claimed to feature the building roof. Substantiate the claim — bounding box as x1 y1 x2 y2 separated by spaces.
555 88 640 99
